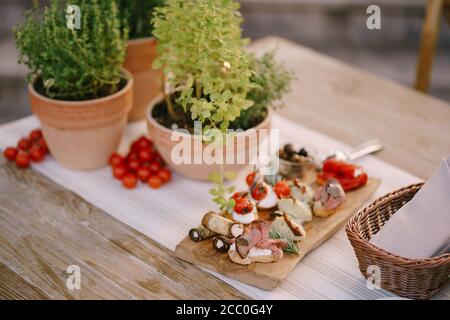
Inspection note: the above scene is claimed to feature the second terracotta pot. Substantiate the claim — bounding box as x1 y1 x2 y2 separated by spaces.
146 96 272 181
124 37 162 122
29 70 133 170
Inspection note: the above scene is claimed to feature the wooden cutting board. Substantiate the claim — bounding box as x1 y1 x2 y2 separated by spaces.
175 178 380 291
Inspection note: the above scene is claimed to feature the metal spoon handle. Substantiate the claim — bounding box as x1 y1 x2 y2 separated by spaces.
348 141 383 160
352 139 381 151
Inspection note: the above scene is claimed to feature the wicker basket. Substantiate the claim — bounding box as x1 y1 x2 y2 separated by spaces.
346 183 450 300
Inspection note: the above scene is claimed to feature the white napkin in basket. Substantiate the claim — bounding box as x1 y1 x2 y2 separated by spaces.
370 155 450 259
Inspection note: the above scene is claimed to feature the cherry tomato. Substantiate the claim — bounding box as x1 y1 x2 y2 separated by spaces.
153 153 164 165
137 167 151 182
245 172 256 186
157 168 172 183
35 138 49 154
113 164 127 180
234 197 254 215
274 181 291 198
131 140 140 151
251 182 268 201
139 161 150 168
109 153 124 167
126 151 139 162
29 146 45 162
138 148 154 163
3 147 17 161
132 136 152 150
232 191 248 201
122 173 137 189
17 138 31 151
29 129 43 141
127 159 140 172
148 175 163 189
15 152 30 169
149 161 161 174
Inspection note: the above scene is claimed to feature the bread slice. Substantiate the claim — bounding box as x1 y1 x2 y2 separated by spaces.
228 244 276 265
313 201 336 218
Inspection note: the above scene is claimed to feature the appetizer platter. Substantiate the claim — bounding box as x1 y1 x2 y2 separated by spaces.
175 144 381 290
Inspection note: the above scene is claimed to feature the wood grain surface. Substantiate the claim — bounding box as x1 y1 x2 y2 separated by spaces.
0 156 248 300
1 37 450 299
175 178 380 291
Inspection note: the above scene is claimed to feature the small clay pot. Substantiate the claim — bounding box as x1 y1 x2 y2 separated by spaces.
146 96 272 181
29 70 133 170
124 37 162 122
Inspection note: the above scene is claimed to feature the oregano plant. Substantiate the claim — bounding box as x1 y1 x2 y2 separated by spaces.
151 0 293 211
208 170 237 213
152 0 255 132
14 0 127 100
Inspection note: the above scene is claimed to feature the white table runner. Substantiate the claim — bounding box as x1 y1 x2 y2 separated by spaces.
1 114 448 300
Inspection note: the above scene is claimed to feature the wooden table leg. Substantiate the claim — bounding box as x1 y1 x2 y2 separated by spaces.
415 0 444 93
445 0 450 23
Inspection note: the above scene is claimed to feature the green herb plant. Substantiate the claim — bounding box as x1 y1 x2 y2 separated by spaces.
152 0 255 132
232 51 293 130
208 170 237 214
14 0 127 100
116 0 164 39
151 0 293 213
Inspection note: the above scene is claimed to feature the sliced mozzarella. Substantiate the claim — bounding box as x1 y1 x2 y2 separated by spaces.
256 187 278 209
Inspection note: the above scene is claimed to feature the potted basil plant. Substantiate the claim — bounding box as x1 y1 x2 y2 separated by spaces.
14 0 132 170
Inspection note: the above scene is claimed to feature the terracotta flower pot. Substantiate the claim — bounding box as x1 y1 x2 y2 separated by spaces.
124 37 162 122
146 96 272 181
29 70 133 170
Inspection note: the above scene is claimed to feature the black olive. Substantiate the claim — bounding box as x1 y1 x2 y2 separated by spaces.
284 143 296 155
298 147 308 157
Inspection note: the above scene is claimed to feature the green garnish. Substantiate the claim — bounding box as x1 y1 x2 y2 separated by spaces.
269 230 300 255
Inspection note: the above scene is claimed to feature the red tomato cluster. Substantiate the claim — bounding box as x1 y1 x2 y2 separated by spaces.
318 159 368 191
3 129 49 169
109 136 171 190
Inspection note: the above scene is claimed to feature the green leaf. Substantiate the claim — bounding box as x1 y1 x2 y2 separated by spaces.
152 58 163 70
223 171 237 180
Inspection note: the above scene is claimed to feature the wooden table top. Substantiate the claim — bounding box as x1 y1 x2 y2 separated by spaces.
1 37 449 300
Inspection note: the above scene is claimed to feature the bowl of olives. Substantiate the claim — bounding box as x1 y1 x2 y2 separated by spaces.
278 143 318 182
